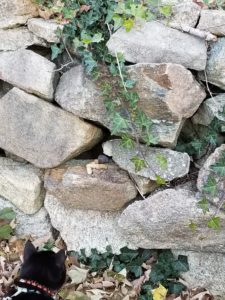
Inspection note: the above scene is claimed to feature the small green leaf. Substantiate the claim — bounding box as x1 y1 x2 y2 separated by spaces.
156 154 168 170
188 220 197 232
143 133 158 146
0 224 13 239
51 44 62 60
0 208 15 220
130 156 146 172
207 216 221 230
159 5 172 17
111 112 129 134
121 134 135 149
202 176 217 196
155 175 166 186
197 198 209 214
123 18 134 32
124 79 136 89
211 158 225 177
172 255 189 273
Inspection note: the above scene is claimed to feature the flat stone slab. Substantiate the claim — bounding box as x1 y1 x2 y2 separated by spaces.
45 193 134 254
0 27 46 51
0 196 52 238
0 88 103 168
28 18 63 43
103 139 190 181
107 21 207 71
0 0 38 29
0 158 44 214
198 9 225 36
118 188 225 252
0 49 56 100
44 160 137 211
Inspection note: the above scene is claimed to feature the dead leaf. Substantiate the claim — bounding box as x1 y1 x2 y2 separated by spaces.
68 267 89 284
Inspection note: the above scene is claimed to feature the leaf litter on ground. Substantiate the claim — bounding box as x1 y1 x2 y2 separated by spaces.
0 236 215 300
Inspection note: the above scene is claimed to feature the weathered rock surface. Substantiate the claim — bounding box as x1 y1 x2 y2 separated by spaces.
197 144 225 207
127 63 206 121
0 196 52 238
5 151 26 163
168 2 200 27
107 21 207 71
0 88 103 168
0 0 38 29
0 27 46 51
0 49 56 100
44 160 137 211
198 9 225 36
0 157 44 214
28 18 63 43
45 193 134 254
192 94 225 126
103 139 190 181
55 64 185 148
118 188 225 252
131 174 158 195
173 250 225 297
199 38 225 89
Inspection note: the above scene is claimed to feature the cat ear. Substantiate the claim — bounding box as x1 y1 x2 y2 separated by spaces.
55 249 66 266
23 240 36 261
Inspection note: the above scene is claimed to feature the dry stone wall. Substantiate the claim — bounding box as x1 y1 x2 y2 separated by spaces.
1 0 225 296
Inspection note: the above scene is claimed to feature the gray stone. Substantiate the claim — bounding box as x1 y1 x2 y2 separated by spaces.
0 196 52 238
0 49 56 100
0 88 103 168
0 0 38 29
199 38 225 90
168 2 201 27
0 157 44 214
198 9 225 36
107 21 207 71
44 160 137 211
127 63 206 121
131 174 158 195
197 144 225 207
55 65 185 148
103 139 190 181
27 18 63 43
0 27 46 51
5 151 27 163
118 188 225 252
173 250 225 297
45 193 134 254
192 94 225 126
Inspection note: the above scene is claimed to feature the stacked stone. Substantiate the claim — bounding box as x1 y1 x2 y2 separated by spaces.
1 0 225 297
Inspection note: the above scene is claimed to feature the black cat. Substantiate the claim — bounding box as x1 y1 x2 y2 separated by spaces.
4 240 66 300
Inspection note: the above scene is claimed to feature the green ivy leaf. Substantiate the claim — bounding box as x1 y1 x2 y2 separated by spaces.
155 175 166 186
0 224 13 239
130 156 146 172
207 216 221 230
172 255 189 273
124 79 136 89
123 91 139 109
197 198 209 214
188 220 197 232
211 158 225 177
0 208 15 220
111 112 129 134
143 133 158 146
202 176 217 196
121 134 135 149
156 154 168 170
123 18 134 32
159 5 172 17
51 44 62 60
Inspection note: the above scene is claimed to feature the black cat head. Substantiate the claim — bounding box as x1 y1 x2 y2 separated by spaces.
19 240 66 291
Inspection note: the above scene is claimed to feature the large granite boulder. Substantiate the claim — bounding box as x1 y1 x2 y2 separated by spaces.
103 139 190 181
44 160 137 211
0 158 44 214
118 188 225 252
0 88 103 168
0 27 46 51
27 18 63 43
0 49 56 100
107 21 207 71
0 0 38 29
44 193 134 254
198 38 225 90
198 9 225 37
